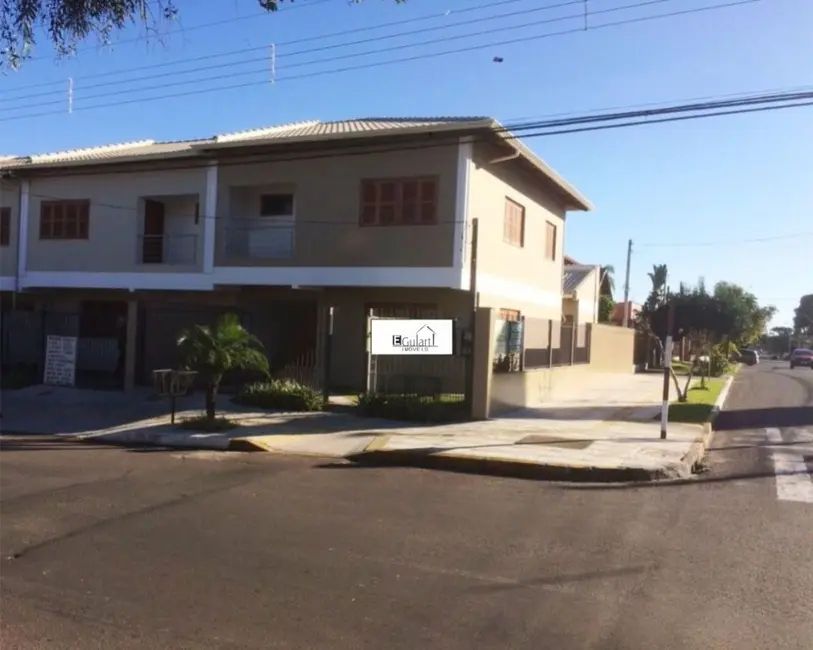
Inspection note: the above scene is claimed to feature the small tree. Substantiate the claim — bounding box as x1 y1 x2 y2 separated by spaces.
177 313 269 424
650 286 736 399
598 294 615 323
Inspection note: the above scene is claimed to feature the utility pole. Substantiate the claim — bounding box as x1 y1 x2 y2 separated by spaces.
621 238 633 327
68 77 74 114
660 295 675 440
269 43 276 84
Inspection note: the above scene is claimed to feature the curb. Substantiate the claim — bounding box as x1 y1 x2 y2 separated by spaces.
347 436 685 483
677 373 735 472
228 437 274 452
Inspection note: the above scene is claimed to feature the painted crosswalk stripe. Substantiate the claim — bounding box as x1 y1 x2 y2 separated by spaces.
766 428 813 504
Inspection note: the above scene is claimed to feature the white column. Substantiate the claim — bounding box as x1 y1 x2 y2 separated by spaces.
16 180 30 285
202 163 218 274
454 137 473 290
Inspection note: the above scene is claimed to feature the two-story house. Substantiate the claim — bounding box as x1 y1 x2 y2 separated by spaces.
0 117 592 391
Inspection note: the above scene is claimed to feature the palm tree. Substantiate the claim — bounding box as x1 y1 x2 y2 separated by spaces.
177 313 269 425
646 264 668 307
600 265 615 297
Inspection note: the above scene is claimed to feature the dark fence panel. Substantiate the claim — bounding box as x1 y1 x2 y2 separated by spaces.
494 318 592 373
366 307 471 403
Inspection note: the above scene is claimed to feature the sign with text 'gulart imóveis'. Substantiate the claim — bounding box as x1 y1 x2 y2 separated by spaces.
370 319 454 355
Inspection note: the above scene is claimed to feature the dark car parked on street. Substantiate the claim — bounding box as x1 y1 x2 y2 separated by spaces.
739 348 759 366
789 348 813 369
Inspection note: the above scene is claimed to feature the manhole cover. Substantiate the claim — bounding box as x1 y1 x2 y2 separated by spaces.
515 435 594 450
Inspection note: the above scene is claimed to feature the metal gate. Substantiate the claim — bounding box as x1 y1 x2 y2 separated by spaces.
364 304 471 403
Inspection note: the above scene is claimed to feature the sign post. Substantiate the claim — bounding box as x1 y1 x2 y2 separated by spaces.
660 300 676 440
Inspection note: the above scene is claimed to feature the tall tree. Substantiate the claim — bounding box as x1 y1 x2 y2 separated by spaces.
712 281 776 349
650 283 737 395
1 0 403 67
794 294 813 337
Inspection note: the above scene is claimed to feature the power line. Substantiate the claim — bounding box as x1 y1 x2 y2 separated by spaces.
3 88 810 219
18 0 334 66
0 0 586 108
637 231 813 247
503 82 813 125
0 0 763 121
3 0 534 95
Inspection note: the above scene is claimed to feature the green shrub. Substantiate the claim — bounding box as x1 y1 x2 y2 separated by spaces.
709 345 731 377
356 392 469 423
234 379 324 412
178 415 239 432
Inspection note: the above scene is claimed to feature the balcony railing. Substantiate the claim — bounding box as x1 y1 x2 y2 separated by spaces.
222 221 295 261
137 234 198 266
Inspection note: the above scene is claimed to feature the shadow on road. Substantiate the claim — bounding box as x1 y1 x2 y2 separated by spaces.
714 406 813 431
558 467 813 491
0 436 111 452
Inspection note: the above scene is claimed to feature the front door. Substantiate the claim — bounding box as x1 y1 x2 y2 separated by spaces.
142 200 165 264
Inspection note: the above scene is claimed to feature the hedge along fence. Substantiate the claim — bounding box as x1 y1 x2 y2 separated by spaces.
234 379 325 412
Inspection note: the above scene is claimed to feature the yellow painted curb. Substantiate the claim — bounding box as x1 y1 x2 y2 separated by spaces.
362 435 391 453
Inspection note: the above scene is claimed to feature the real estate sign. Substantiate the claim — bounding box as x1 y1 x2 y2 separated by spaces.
370 319 454 355
44 335 78 386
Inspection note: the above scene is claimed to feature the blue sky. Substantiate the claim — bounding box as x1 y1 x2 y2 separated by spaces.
2 0 810 326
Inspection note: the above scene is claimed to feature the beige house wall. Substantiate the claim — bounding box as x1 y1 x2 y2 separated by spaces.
215 142 460 269
468 141 566 320
25 166 207 273
0 179 20 277
0 180 19 278
470 308 637 416
589 324 635 373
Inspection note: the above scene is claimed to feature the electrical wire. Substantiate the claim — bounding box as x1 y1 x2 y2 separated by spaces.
637 232 813 247
0 0 587 107
0 0 762 120
19 0 334 66
2 88 810 224
3 0 536 94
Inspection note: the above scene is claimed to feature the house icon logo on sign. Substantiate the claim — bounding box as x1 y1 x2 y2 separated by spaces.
392 324 437 352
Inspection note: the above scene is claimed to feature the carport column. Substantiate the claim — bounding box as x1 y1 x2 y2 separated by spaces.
17 180 30 284
202 163 218 274
124 300 138 391
470 307 496 420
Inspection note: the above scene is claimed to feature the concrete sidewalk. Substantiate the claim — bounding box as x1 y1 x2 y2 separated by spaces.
0 376 729 482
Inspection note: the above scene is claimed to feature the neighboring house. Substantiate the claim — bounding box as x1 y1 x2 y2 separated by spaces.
562 264 601 325
611 301 642 327
0 116 592 391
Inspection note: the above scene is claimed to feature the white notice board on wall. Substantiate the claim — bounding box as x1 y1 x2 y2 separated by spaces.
44 335 78 386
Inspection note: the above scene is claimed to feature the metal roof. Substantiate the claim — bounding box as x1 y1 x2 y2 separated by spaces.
563 265 598 296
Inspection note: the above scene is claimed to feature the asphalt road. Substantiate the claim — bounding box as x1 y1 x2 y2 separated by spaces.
1 362 811 650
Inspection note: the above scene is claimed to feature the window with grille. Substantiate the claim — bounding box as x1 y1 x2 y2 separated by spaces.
359 177 438 226
503 198 525 247
39 200 90 240
545 221 557 261
0 207 9 246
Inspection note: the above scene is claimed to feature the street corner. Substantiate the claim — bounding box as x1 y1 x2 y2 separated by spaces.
227 436 277 452
346 444 670 483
